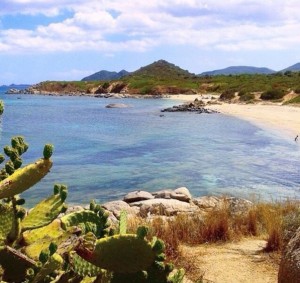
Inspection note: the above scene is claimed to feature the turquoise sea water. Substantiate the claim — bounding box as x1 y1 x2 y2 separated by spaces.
0 89 299 206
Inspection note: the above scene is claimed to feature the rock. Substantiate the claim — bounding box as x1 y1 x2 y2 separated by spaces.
173 187 192 202
152 187 192 202
102 200 138 219
161 100 219 114
224 197 253 215
105 103 130 108
193 196 223 211
130 198 200 217
193 196 253 215
123 190 154 203
278 227 300 283
153 190 173 199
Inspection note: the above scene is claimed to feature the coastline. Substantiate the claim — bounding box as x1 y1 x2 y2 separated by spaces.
165 94 300 141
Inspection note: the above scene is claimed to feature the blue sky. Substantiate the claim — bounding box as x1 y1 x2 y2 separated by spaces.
1 0 300 84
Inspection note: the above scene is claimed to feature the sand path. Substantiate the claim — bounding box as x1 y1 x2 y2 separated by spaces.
182 238 278 283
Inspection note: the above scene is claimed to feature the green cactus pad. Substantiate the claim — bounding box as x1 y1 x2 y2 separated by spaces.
0 204 14 244
21 185 68 230
0 158 53 199
22 220 65 259
61 211 108 238
76 234 156 274
32 253 63 283
69 252 103 277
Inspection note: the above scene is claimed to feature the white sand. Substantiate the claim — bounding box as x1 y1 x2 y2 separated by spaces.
208 103 300 140
165 95 300 140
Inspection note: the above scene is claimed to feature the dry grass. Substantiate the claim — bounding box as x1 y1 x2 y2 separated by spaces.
126 200 299 282
127 199 300 261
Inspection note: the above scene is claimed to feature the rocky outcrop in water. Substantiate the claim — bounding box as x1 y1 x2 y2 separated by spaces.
161 99 219 114
105 103 130 108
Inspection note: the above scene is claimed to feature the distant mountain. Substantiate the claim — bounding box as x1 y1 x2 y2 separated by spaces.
200 66 275 76
130 59 195 78
0 84 31 91
81 70 129 81
280 63 300 72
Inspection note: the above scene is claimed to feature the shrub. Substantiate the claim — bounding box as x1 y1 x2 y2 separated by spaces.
102 82 110 89
219 90 235 101
294 87 300 94
239 92 255 102
260 89 285 100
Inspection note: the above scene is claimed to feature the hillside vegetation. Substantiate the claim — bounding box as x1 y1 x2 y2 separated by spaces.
31 60 300 103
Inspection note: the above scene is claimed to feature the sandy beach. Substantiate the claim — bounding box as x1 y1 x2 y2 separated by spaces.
166 94 300 140
209 103 300 139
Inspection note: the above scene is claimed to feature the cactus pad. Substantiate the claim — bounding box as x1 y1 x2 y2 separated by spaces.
32 253 63 283
0 204 14 244
76 234 156 274
61 210 109 237
69 252 103 277
0 158 53 199
21 184 68 230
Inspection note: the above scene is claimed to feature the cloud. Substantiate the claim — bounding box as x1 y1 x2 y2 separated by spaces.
1 0 300 54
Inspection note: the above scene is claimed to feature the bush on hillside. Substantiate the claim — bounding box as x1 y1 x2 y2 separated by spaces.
294 87 300 94
239 92 255 102
260 89 285 100
219 90 235 101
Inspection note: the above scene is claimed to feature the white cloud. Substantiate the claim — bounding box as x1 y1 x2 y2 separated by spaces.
1 1 300 54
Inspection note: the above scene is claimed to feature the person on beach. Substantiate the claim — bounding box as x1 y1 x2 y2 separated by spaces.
295 135 298 142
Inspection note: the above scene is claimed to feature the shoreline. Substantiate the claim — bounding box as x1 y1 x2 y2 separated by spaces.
164 94 300 141
207 103 300 141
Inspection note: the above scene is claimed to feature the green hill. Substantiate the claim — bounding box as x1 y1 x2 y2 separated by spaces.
200 66 275 76
123 60 199 94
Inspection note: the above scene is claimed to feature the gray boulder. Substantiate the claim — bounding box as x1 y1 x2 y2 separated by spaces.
123 190 154 203
102 200 138 219
105 103 129 108
278 226 300 283
130 198 199 217
193 196 223 211
153 187 192 202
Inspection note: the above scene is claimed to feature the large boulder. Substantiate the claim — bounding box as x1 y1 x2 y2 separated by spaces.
193 196 223 211
130 198 200 217
278 226 300 283
102 200 139 219
105 103 130 108
225 197 253 215
123 190 154 203
153 187 192 202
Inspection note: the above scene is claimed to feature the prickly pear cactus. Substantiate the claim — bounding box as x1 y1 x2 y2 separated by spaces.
0 203 14 245
61 210 109 238
0 144 53 199
76 233 156 273
22 184 68 230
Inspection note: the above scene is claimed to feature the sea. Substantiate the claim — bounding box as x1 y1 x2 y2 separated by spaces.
0 87 299 207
